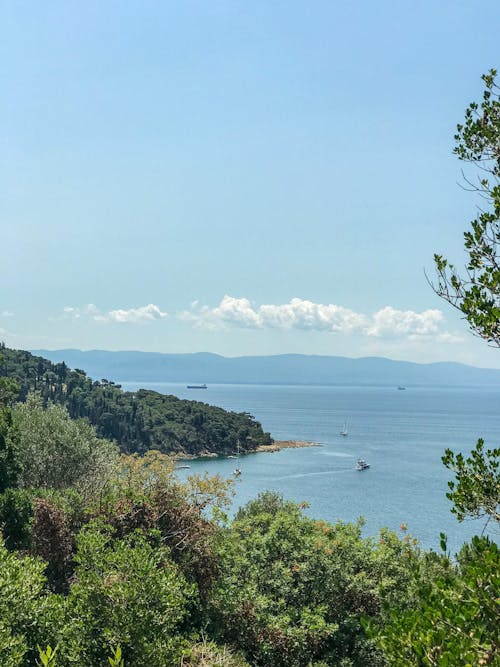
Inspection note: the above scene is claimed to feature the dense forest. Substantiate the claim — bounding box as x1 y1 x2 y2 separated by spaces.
0 345 272 456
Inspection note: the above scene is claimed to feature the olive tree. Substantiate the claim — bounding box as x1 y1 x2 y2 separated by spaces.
7 394 118 497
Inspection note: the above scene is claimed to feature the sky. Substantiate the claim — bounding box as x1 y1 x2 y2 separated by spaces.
1 1 500 367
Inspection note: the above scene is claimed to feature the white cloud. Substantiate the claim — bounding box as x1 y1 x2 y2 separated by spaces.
365 306 444 338
62 303 167 324
180 295 460 342
1 310 14 317
106 304 167 323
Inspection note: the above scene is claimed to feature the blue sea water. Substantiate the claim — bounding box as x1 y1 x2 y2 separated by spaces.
120 381 500 554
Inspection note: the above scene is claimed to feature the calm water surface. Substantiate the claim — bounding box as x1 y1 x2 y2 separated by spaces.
121 382 500 554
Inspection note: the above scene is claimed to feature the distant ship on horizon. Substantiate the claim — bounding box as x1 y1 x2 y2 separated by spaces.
187 383 207 389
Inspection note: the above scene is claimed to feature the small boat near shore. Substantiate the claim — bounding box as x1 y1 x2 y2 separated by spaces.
356 458 370 471
187 384 207 389
233 440 242 477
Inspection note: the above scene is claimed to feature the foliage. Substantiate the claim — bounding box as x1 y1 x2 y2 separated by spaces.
0 350 18 407
54 523 193 666
208 492 423 667
31 498 77 593
374 68 500 665
0 353 19 491
0 486 86 553
366 536 500 666
108 645 125 667
37 644 126 666
442 438 499 525
433 69 500 344
180 638 250 666
0 487 34 550
405 71 500 664
0 345 272 456
94 450 233 600
5 393 119 497
37 645 58 666
0 536 49 667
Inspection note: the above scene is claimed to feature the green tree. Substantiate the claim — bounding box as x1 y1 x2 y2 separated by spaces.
208 492 424 667
0 350 19 491
442 438 499 525
6 394 118 496
433 69 500 344
0 536 51 667
57 523 193 666
367 70 500 667
366 537 499 666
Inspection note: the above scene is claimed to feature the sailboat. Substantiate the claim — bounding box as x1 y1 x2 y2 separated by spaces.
340 421 348 436
233 440 241 477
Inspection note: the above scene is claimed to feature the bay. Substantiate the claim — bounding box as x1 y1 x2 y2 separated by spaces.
120 381 500 554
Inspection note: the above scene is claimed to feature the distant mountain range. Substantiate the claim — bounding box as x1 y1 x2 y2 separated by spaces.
30 349 500 387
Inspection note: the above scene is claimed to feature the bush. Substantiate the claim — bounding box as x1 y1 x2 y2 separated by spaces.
208 492 422 667
54 523 194 666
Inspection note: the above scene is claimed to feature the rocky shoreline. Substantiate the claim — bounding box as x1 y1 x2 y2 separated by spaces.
255 440 321 453
176 440 321 460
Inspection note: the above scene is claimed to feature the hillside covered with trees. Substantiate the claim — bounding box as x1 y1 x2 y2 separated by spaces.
0 345 272 457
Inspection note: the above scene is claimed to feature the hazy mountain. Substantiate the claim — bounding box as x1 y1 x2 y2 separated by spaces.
30 349 500 387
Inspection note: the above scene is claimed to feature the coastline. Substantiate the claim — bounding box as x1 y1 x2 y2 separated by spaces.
176 440 321 461
255 440 321 453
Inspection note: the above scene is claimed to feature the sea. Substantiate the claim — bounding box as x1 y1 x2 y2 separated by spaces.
120 381 500 555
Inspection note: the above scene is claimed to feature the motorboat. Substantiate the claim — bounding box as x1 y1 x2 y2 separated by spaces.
356 458 370 471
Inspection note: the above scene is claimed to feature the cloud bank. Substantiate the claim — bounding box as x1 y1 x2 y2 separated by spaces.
180 296 461 342
61 296 462 343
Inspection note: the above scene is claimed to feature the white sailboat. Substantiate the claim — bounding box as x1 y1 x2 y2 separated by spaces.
340 421 348 436
233 440 241 477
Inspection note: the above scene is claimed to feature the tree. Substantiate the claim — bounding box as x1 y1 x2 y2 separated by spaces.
0 536 51 667
433 69 500 344
442 438 499 526
57 524 193 666
367 536 499 666
433 70 500 533
208 492 425 667
0 350 19 491
6 394 118 497
368 70 500 667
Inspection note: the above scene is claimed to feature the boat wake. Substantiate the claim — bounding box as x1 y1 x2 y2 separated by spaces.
270 468 352 481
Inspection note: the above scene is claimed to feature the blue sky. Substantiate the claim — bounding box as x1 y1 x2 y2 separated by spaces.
1 1 500 367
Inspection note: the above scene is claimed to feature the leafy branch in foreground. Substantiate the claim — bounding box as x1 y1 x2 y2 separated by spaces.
365 536 500 666
433 69 500 344
442 439 499 525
